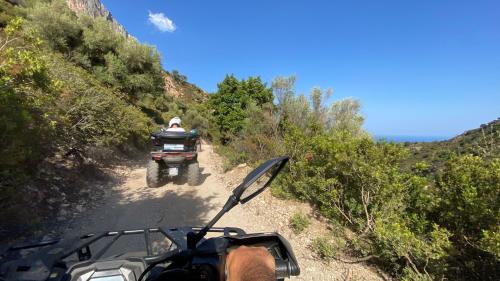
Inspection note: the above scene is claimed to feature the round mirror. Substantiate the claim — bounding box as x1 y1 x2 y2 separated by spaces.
234 156 289 204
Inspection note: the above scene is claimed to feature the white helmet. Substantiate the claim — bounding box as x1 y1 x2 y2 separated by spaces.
169 117 182 127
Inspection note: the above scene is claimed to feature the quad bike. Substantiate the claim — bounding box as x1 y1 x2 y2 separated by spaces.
147 130 202 188
0 156 300 281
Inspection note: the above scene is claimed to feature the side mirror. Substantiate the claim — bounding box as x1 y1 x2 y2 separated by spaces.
188 156 289 248
233 156 289 204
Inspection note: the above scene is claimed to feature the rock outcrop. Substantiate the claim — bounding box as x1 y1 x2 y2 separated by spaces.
66 0 129 38
163 72 209 103
163 73 184 99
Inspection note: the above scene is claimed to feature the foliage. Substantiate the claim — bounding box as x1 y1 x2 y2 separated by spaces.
209 74 273 144
28 0 83 54
3 2 499 279
289 212 311 234
183 108 210 137
1 16 56 175
171 69 187 84
327 98 365 136
437 155 499 244
165 70 207 104
435 155 500 278
276 125 499 279
211 74 500 280
480 226 500 259
403 119 500 170
0 0 26 28
311 236 337 259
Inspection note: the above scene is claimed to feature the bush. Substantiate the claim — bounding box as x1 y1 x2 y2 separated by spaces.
209 74 273 144
276 127 454 278
289 212 311 234
435 155 500 278
0 17 57 176
28 0 83 53
311 237 337 260
209 74 500 279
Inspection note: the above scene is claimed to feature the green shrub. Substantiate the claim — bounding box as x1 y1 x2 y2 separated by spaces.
311 237 336 260
435 155 500 278
209 74 273 144
289 212 311 234
208 74 500 279
270 182 295 200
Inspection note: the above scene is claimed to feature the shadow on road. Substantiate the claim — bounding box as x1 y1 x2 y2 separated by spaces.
71 189 218 234
61 180 221 257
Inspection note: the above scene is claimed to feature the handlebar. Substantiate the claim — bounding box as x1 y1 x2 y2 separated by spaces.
275 259 300 279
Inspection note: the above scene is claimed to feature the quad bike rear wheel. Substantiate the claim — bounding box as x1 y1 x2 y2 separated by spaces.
187 162 200 186
147 160 161 188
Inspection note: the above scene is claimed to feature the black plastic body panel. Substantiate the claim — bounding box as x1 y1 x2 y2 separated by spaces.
0 227 245 281
150 131 199 153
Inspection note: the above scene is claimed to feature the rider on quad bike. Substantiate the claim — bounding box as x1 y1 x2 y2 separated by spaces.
147 117 201 188
164 117 185 133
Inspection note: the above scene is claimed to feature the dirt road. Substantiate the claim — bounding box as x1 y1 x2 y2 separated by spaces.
63 143 385 281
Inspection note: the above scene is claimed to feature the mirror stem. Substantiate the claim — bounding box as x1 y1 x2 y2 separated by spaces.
188 194 239 249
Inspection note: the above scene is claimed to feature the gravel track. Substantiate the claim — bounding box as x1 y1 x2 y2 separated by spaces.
63 142 386 281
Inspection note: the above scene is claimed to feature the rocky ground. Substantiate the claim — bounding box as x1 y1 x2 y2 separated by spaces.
30 142 387 280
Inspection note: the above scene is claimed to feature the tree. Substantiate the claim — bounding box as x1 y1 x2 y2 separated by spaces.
82 17 123 64
272 75 296 124
326 98 365 136
242 76 273 106
210 74 273 143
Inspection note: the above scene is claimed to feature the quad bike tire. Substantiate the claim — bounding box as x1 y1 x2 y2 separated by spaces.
187 162 201 186
147 160 161 188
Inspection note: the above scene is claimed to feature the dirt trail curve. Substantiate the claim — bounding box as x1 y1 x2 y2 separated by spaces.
64 142 385 281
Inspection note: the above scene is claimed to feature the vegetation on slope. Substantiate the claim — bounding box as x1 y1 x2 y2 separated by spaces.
1 1 498 280
0 0 207 238
404 119 500 170
205 75 499 280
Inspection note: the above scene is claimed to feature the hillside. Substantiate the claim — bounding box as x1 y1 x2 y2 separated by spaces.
0 0 209 241
63 0 208 103
404 118 500 169
163 70 208 103
1 1 499 280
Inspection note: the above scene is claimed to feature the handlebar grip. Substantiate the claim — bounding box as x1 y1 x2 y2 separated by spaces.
275 259 300 278
275 259 290 279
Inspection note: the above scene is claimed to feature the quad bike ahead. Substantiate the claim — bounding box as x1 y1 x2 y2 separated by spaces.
147 130 201 188
0 156 300 281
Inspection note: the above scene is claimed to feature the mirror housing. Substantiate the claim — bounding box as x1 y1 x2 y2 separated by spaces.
232 156 289 204
188 156 289 248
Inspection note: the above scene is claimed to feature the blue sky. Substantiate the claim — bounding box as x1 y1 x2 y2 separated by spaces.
101 0 499 137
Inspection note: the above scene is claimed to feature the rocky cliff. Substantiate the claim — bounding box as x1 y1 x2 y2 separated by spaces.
66 0 129 38
163 72 209 103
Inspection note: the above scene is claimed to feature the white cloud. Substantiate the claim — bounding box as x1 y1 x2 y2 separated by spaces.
148 11 176 32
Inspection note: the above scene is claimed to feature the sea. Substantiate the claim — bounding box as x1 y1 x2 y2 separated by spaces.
374 135 450 143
